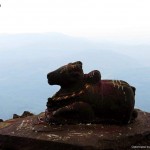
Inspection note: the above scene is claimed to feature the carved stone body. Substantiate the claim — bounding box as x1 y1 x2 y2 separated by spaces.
46 61 137 124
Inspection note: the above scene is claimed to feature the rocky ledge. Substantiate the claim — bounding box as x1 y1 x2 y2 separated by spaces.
0 109 150 150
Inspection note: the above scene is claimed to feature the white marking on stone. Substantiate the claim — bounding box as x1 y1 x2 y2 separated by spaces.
56 97 60 100
17 120 25 130
86 123 91 126
79 90 84 95
17 120 30 130
69 132 84 136
62 136 70 141
69 132 93 137
64 96 68 99
123 91 127 101
112 80 115 87
128 127 132 130
52 111 57 115
115 80 120 89
32 127 35 130
47 134 62 141
72 93 76 97
119 80 121 85
85 84 90 89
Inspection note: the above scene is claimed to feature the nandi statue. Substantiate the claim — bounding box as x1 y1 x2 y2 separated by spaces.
45 61 137 124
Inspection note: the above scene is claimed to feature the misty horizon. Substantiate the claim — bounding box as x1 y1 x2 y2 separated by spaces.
0 33 150 120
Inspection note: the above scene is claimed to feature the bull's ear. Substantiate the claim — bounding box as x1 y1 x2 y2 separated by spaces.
76 61 82 68
76 61 82 65
74 61 82 66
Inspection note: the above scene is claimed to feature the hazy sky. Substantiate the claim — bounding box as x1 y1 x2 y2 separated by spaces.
0 0 150 40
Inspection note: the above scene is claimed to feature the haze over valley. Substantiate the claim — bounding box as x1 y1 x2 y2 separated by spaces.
0 33 150 120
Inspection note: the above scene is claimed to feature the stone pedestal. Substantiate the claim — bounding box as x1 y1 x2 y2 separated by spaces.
0 109 150 150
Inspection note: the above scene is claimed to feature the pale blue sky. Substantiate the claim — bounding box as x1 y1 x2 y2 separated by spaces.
0 0 150 41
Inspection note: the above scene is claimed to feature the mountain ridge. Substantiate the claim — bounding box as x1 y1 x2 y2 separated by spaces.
0 33 149 120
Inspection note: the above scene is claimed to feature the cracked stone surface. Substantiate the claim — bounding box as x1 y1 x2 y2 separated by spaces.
0 109 150 150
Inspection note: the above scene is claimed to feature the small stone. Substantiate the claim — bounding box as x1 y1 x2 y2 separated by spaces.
21 111 34 118
13 114 20 119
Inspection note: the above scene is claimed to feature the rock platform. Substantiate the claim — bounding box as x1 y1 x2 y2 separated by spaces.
0 109 150 150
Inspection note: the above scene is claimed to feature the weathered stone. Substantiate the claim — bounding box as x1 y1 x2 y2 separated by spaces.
21 111 34 118
13 111 34 119
46 61 137 124
13 114 20 119
0 109 149 150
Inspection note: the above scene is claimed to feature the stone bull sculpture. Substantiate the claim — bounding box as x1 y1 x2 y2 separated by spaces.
45 61 137 124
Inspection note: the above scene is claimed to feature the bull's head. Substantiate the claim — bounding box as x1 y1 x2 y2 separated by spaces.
47 61 84 88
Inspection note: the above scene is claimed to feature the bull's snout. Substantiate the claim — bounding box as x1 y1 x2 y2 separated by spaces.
47 72 51 79
47 71 58 85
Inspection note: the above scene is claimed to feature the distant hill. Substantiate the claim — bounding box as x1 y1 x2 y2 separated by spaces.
0 33 149 120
